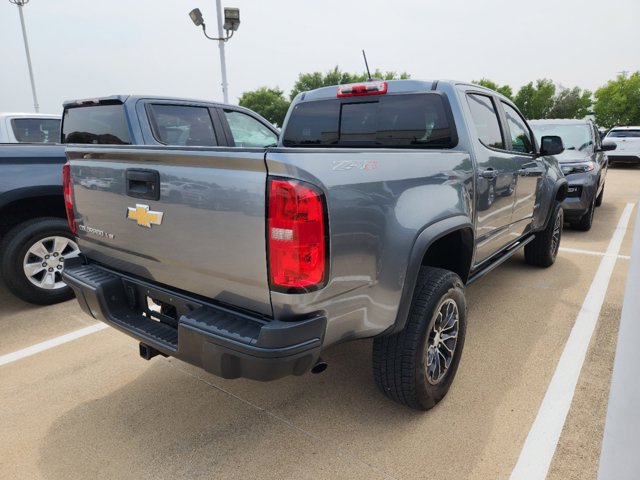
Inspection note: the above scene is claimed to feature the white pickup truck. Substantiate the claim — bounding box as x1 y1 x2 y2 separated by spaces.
0 113 61 143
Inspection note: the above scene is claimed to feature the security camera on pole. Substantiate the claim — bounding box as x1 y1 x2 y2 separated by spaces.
9 0 39 113
189 2 240 104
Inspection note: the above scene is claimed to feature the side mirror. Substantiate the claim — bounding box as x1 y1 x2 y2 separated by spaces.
539 135 564 156
599 141 617 152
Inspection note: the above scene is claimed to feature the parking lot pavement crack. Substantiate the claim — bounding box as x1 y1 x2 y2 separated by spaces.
165 360 400 480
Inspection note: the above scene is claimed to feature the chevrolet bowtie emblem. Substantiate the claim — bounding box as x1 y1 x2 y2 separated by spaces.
126 204 164 228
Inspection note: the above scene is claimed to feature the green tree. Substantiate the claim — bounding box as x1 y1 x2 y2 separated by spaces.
473 78 513 99
594 72 640 128
547 87 592 119
238 87 290 127
514 79 556 119
290 66 410 100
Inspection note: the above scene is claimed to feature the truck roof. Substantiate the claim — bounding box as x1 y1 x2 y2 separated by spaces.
0 112 61 120
294 79 511 102
62 95 238 109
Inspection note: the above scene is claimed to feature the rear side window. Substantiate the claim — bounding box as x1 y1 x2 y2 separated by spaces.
62 105 131 144
282 93 457 148
223 110 278 147
466 94 504 149
501 102 534 154
148 104 217 146
11 118 60 143
607 129 640 138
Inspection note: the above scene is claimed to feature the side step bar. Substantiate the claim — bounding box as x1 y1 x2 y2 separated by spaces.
467 235 535 285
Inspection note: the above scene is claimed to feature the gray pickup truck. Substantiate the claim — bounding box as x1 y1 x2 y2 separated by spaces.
63 80 567 410
0 96 278 305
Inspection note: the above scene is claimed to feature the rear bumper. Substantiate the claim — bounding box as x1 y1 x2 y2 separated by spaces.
62 260 325 381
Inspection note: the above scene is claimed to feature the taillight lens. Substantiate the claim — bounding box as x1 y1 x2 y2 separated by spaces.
337 81 387 97
268 178 327 292
62 163 78 235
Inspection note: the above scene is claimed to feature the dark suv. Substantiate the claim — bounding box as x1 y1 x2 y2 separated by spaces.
530 119 616 231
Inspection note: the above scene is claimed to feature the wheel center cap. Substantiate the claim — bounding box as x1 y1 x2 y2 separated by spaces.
434 330 442 345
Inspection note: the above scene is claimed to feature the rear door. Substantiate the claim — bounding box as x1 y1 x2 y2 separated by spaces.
464 91 518 263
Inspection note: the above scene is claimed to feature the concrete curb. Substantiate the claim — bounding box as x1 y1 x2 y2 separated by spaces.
598 202 640 479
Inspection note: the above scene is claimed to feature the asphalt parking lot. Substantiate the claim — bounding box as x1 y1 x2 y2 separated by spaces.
1 166 638 480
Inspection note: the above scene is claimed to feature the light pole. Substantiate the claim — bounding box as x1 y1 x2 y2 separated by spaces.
9 0 39 113
189 4 240 104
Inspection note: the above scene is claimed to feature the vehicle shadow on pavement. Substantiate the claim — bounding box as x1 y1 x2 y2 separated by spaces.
562 200 621 244
0 278 42 316
36 255 585 480
36 339 434 479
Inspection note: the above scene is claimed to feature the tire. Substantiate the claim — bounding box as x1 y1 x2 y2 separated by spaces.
570 196 595 231
595 183 604 207
0 217 80 305
524 202 563 267
372 266 467 410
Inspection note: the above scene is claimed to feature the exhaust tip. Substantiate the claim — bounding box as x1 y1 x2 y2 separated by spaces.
311 358 328 374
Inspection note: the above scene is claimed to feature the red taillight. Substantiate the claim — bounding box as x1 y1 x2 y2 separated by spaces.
337 81 387 97
268 178 327 291
62 163 77 235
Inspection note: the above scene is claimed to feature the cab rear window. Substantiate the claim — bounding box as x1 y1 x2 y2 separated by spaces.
607 129 640 138
11 118 60 143
62 104 131 144
283 93 457 148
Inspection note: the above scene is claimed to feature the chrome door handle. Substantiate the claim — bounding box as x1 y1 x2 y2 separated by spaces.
480 169 497 179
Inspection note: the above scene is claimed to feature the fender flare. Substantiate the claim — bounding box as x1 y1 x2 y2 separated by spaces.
541 178 568 231
0 185 63 211
386 215 474 335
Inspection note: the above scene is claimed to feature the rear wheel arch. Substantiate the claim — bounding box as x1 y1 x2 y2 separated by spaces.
0 192 66 237
387 217 474 335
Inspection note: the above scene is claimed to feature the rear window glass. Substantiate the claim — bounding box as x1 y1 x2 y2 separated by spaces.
148 104 217 146
11 118 60 143
283 93 457 148
607 129 640 138
62 104 131 144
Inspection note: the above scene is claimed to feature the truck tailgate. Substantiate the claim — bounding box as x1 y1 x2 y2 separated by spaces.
66 146 271 316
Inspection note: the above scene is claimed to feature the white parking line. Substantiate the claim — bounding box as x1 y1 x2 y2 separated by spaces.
0 323 109 367
560 246 631 260
510 202 636 480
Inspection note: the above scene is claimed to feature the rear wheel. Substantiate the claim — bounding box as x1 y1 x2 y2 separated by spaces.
0 218 80 305
372 267 467 410
525 202 563 267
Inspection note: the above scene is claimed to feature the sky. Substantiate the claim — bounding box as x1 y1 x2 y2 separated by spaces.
1 0 639 115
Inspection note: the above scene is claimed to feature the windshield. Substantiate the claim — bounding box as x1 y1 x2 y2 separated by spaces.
531 123 593 152
11 118 61 143
607 129 640 138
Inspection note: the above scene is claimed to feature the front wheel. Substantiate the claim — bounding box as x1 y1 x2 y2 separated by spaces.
570 195 595 231
524 202 563 267
595 183 604 207
0 218 80 305
373 266 467 410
